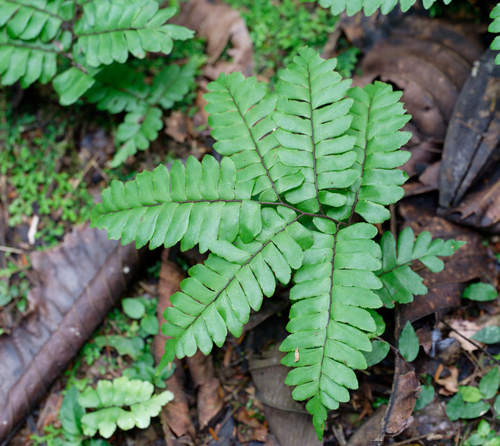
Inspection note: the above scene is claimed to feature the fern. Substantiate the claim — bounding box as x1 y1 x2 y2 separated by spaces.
0 0 195 165
317 0 500 64
377 227 465 307
77 376 173 438
91 47 464 440
85 61 196 166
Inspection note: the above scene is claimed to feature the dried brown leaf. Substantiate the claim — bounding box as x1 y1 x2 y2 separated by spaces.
373 367 421 445
0 224 142 443
173 0 253 79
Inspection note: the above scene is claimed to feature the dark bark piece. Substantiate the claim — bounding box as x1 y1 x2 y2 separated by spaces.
440 49 500 208
249 345 321 446
361 54 458 122
397 195 491 324
0 224 142 444
155 250 196 440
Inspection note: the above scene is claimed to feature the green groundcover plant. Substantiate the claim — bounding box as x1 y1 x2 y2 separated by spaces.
0 0 196 165
91 46 465 439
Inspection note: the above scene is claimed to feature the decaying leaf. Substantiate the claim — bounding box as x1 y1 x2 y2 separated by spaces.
373 361 421 445
347 406 387 446
154 250 196 440
0 224 142 444
249 345 321 446
186 350 223 429
172 0 254 79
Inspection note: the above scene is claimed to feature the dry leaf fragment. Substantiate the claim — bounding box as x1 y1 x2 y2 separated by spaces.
435 365 459 394
294 347 299 363
447 319 482 352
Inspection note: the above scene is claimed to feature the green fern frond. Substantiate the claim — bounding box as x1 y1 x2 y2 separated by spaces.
318 0 452 16
0 30 58 87
91 46 465 440
85 64 149 114
376 227 465 307
281 222 383 439
91 156 264 251
160 208 311 364
85 61 196 166
74 0 194 67
0 0 74 42
113 105 163 166
205 72 280 203
78 376 174 438
273 46 356 214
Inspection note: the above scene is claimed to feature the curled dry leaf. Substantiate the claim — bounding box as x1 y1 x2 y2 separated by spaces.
0 224 142 444
373 363 421 445
172 0 254 79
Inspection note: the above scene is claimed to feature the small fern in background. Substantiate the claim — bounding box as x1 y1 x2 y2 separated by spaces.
0 0 196 165
53 378 173 445
91 46 464 439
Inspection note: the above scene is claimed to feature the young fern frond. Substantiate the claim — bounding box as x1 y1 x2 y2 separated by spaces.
377 227 466 307
91 47 465 440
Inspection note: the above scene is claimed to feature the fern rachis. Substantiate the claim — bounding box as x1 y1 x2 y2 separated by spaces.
91 46 464 439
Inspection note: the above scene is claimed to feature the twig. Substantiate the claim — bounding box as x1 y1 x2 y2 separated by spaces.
442 321 500 366
0 246 26 254
391 432 444 446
